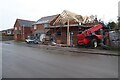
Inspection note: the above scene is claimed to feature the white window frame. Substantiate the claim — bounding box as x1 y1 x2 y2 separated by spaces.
34 25 37 30
7 30 11 34
15 27 17 30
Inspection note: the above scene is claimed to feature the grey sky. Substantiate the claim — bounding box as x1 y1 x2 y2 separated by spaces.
0 0 119 30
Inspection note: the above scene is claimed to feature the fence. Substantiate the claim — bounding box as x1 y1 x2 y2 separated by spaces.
1 35 14 41
109 30 120 48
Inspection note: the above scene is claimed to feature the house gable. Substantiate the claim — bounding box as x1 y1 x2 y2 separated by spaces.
32 14 60 34
14 19 21 31
13 19 35 41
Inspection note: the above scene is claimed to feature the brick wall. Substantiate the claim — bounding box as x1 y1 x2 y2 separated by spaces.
49 26 79 45
14 20 32 41
22 27 32 40
32 24 45 33
14 20 21 41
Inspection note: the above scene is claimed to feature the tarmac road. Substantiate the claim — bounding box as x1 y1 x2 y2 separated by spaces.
1 41 118 78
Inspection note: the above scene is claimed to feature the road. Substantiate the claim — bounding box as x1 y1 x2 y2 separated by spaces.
1 41 118 78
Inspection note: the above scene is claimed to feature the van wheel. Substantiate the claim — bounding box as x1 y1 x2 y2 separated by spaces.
91 39 97 48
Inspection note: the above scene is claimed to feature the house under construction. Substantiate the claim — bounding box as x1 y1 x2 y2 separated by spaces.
45 10 99 46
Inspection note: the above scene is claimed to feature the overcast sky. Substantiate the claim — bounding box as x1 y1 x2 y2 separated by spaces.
0 0 119 30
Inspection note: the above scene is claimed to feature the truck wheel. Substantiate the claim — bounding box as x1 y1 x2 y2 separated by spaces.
91 39 98 48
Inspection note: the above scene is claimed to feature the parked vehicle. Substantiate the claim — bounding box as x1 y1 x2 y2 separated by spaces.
25 36 39 44
77 24 105 48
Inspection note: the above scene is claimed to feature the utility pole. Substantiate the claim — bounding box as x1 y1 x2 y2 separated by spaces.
67 19 70 46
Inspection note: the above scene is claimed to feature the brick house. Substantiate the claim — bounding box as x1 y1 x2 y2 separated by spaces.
45 10 83 45
13 19 35 41
31 14 59 42
46 10 98 46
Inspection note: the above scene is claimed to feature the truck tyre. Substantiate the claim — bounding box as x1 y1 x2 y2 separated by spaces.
91 39 97 48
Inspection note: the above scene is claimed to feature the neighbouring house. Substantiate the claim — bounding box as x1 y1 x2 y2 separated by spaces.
1 28 14 35
45 10 98 46
1 30 7 35
31 14 60 42
1 28 14 40
6 28 14 35
13 19 35 41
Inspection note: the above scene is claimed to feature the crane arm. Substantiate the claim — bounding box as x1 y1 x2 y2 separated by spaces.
81 24 103 37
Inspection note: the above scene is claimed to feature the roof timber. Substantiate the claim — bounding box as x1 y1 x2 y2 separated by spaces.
45 24 92 29
53 10 84 25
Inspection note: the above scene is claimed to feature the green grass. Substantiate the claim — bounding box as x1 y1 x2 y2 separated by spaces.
4 34 14 36
110 47 120 52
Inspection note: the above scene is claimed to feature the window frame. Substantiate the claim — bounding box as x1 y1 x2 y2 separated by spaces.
34 25 37 30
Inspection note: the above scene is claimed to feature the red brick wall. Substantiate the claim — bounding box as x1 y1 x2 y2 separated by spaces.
15 34 21 41
31 26 34 34
22 27 32 40
32 24 45 34
14 19 32 41
70 27 79 45
49 26 79 45
14 19 21 41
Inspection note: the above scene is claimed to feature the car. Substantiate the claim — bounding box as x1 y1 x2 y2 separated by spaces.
25 39 39 44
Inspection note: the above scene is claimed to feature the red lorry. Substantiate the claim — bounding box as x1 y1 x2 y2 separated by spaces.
77 24 104 48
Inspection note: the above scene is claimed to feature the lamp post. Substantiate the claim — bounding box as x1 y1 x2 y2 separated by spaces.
70 32 73 47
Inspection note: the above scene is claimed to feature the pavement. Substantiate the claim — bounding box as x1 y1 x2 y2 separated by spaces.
21 42 119 56
1 41 118 78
